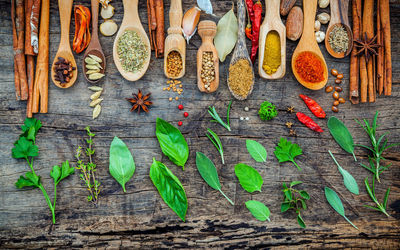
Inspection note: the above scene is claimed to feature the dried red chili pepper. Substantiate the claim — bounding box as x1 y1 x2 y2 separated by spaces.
296 112 324 133
245 0 253 40
245 0 255 22
250 0 262 63
73 5 91 54
245 24 252 40
299 94 326 118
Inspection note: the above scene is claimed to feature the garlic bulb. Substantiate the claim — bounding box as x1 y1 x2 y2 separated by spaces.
315 31 325 43
314 20 321 31
318 0 330 8
182 6 201 44
317 13 330 24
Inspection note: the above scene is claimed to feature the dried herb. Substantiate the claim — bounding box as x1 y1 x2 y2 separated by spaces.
281 181 310 228
324 187 358 229
246 139 267 163
234 163 263 193
245 200 270 222
329 151 359 195
208 100 232 131
126 89 153 113
214 4 238 62
206 128 225 164
274 137 303 171
328 116 357 161
328 25 350 53
117 30 148 73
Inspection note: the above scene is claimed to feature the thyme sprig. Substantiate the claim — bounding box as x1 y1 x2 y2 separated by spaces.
206 128 225 164
75 126 100 205
208 100 232 131
364 177 390 217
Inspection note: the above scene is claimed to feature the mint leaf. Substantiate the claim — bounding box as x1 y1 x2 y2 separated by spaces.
12 137 39 159
15 171 40 188
274 138 303 171
51 161 74 184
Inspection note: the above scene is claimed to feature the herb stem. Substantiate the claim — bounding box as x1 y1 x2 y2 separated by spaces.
352 152 357 162
219 189 234 205
292 160 301 171
38 184 55 224
344 215 359 230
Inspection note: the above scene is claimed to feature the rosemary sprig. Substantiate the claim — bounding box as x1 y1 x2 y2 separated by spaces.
355 111 399 182
206 128 225 164
75 126 100 205
364 177 390 217
208 100 232 131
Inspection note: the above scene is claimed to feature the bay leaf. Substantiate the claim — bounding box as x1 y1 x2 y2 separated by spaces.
214 6 238 62
197 0 213 14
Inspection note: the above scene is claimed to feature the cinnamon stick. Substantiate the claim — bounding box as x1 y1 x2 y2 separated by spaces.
26 55 35 118
12 0 21 100
380 0 392 96
362 0 375 103
147 0 157 50
376 0 384 95
154 0 165 58
24 0 34 55
349 0 361 104
15 0 29 100
30 0 41 54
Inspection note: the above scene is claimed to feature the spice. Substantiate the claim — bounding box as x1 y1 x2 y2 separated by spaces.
163 79 183 99
325 86 333 93
299 94 326 119
331 68 338 76
328 25 349 53
85 54 105 81
286 122 293 128
228 59 253 98
250 0 262 63
53 57 76 85
126 89 153 113
200 52 215 91
262 31 281 75
147 0 165 57
335 86 343 92
73 5 91 53
166 51 183 77
178 104 184 110
117 30 148 73
287 106 295 113
294 51 325 83
182 6 201 43
296 112 324 133
183 112 189 117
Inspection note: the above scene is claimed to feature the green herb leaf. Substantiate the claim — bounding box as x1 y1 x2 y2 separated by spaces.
214 5 238 62
328 151 359 195
20 118 42 139
297 213 306 228
208 101 232 131
324 187 358 229
328 117 357 161
274 138 303 171
15 171 40 188
156 118 189 169
12 137 39 159
281 202 290 212
245 200 270 222
299 190 310 200
51 161 74 184
109 137 135 192
364 178 390 217
234 163 263 193
290 181 303 187
149 159 188 221
206 129 225 164
246 139 267 162
383 187 390 209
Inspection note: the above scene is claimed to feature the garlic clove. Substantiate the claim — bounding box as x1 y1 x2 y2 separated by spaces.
182 6 201 44
314 20 321 32
317 13 330 24
318 0 330 8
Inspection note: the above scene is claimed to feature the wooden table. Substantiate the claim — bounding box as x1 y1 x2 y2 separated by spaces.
1 0 399 248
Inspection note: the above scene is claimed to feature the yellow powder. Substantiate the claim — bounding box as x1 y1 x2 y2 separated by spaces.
262 31 281 75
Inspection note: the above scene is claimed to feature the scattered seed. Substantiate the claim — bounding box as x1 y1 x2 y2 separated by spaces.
244 107 249 111
333 100 339 106
240 117 244 121
169 97 173 101
332 91 339 99
338 97 346 104
245 117 249 120
332 106 339 112
325 86 333 93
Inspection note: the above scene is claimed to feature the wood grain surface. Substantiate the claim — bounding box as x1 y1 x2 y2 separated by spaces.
0 0 399 248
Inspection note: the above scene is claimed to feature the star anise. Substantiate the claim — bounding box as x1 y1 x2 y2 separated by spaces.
126 89 153 113
285 121 293 128
287 106 295 113
289 129 297 137
354 32 382 63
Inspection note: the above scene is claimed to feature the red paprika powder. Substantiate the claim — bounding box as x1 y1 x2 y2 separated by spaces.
294 51 325 83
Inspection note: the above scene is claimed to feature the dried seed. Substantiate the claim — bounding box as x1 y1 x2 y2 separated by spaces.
91 90 103 100
90 98 103 107
86 69 100 74
88 73 105 80
325 85 334 93
85 57 98 65
88 86 103 91
93 104 102 119
86 64 100 70
88 54 103 63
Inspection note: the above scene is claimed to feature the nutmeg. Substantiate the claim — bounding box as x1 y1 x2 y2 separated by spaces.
280 0 297 16
286 6 303 41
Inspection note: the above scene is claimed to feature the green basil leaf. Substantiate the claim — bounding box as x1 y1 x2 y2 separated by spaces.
299 190 310 200
234 163 263 193
149 159 188 221
329 151 359 195
324 187 358 229
246 139 267 162
290 181 303 187
281 202 290 212
109 136 135 192
245 200 270 221
328 117 357 161
15 171 40 188
156 118 189 169
297 213 306 228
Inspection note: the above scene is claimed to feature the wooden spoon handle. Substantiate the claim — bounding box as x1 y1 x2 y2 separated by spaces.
168 0 182 33
302 0 317 38
58 0 73 48
236 0 246 46
265 0 280 19
91 0 99 38
122 0 139 25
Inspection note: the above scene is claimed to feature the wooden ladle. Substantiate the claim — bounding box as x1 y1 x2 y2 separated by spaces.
291 0 328 90
83 0 106 84
258 0 286 79
113 0 151 81
197 20 219 93
227 0 255 100
164 0 186 79
51 0 77 88
325 0 353 58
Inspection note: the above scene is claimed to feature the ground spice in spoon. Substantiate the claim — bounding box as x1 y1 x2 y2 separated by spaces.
294 51 324 83
328 25 350 53
228 59 253 98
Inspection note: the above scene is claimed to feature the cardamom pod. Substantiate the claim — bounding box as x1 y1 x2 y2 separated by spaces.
88 86 103 91
90 90 102 100
88 54 103 63
86 64 100 70
93 104 101 119
86 69 100 74
89 73 105 80
85 57 98 65
90 98 103 107
94 62 103 69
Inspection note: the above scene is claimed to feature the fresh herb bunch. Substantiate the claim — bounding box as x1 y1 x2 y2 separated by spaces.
208 100 232 131
75 126 101 204
281 181 310 228
12 118 74 224
258 101 277 121
356 111 399 182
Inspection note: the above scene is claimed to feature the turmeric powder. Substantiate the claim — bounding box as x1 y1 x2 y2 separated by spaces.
262 31 281 75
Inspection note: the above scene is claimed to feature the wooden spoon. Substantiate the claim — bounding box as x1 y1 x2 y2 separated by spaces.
113 0 151 81
83 0 106 84
258 0 286 79
325 0 353 58
51 0 77 88
197 20 219 93
227 0 255 100
291 0 328 90
164 0 186 79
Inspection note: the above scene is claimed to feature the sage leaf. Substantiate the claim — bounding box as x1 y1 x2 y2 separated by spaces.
324 187 358 229
196 152 234 205
245 200 270 222
329 151 359 195
156 118 189 169
246 139 267 162
109 137 135 192
328 117 357 161
197 0 213 14
149 158 188 221
214 5 238 62
234 163 263 193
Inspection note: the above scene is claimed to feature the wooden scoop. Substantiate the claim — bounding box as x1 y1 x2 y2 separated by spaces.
164 0 186 79
113 0 151 81
325 0 353 58
258 0 286 79
197 20 219 93
227 0 255 100
291 0 328 90
83 0 106 84
51 0 77 88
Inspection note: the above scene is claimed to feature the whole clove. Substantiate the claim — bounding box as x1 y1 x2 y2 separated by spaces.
53 57 75 85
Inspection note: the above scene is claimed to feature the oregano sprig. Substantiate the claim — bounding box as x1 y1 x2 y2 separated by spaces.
280 181 310 228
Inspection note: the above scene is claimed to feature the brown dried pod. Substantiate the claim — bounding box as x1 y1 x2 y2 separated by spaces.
286 6 303 41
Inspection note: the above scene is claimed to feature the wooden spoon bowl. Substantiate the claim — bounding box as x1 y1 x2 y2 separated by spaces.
83 0 106 84
291 0 328 90
51 0 77 89
113 0 151 82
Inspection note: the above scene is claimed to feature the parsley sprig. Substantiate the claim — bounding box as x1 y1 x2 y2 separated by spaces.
274 138 303 171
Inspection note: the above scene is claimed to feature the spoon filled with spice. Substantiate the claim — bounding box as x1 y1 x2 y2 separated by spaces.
291 0 328 90
51 0 78 88
227 0 255 100
258 0 286 79
83 0 106 83
325 0 353 58
113 0 151 81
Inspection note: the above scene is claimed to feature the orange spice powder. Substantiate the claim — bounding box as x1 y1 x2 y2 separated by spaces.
294 51 325 83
